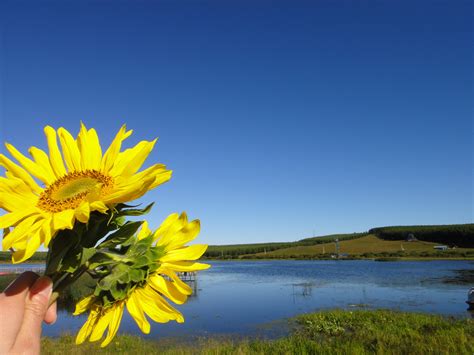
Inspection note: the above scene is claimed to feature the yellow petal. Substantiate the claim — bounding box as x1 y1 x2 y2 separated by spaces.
0 208 37 229
137 221 152 240
148 274 187 304
161 261 211 272
158 268 193 296
159 244 208 263
77 123 102 170
44 126 67 178
28 147 56 184
138 286 184 323
135 291 169 323
150 169 172 189
101 125 132 173
162 220 201 252
0 154 42 194
74 295 96 316
41 217 53 247
76 308 99 345
53 209 75 230
153 213 180 242
101 302 124 348
89 200 109 214
113 164 169 189
12 228 42 263
102 177 155 204
0 189 35 212
89 308 113 342
126 292 150 334
58 127 82 171
2 215 41 250
74 202 90 224
110 139 157 177
5 143 51 185
86 128 102 170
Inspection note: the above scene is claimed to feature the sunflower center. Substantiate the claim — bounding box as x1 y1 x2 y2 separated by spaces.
38 170 113 213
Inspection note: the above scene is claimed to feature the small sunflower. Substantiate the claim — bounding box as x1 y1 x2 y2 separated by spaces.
0 123 171 263
74 213 209 348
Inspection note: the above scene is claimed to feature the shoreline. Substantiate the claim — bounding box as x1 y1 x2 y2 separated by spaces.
40 309 474 354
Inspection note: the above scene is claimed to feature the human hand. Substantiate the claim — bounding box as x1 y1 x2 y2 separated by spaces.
0 272 57 355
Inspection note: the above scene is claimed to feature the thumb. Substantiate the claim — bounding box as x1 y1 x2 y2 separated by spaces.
13 276 53 353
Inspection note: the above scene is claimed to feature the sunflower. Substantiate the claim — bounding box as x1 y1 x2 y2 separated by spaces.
0 123 171 263
74 213 210 347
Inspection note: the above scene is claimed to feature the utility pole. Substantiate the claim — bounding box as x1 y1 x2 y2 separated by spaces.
335 238 340 258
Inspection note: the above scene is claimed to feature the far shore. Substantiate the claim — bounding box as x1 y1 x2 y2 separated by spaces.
2 256 474 266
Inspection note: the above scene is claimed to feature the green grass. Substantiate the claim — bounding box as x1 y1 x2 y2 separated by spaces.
0 274 16 290
41 309 474 354
257 234 474 258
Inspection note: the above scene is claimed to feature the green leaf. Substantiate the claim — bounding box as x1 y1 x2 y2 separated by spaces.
45 229 80 276
81 211 119 248
81 247 97 265
117 203 154 217
99 221 143 248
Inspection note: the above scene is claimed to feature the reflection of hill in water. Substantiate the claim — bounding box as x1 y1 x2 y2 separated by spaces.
422 269 474 285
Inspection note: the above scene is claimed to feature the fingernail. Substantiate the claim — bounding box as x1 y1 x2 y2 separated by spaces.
30 276 53 299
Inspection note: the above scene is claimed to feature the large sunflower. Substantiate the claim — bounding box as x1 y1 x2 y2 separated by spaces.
74 213 210 347
0 123 171 263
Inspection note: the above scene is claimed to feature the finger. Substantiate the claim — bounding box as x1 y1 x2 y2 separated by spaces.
0 272 39 350
3 271 39 295
44 301 57 325
13 276 52 354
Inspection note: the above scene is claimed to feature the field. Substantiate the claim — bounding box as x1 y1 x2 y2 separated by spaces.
204 233 366 258
256 234 474 258
41 309 474 354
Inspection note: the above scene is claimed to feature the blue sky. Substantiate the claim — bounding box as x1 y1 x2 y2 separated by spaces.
0 0 472 245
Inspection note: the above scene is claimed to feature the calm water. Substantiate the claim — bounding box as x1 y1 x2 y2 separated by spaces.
22 260 474 339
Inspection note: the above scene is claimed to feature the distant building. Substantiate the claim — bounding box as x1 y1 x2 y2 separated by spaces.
406 233 417 242
434 245 448 251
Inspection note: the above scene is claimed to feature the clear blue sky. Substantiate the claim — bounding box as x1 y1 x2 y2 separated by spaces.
0 1 472 245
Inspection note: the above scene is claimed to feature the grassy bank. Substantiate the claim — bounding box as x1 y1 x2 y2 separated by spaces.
42 310 474 354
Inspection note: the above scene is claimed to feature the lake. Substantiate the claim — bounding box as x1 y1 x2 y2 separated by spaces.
8 260 474 339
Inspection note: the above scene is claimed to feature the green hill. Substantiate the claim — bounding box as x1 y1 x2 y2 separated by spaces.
256 234 474 258
204 223 474 259
204 233 366 258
